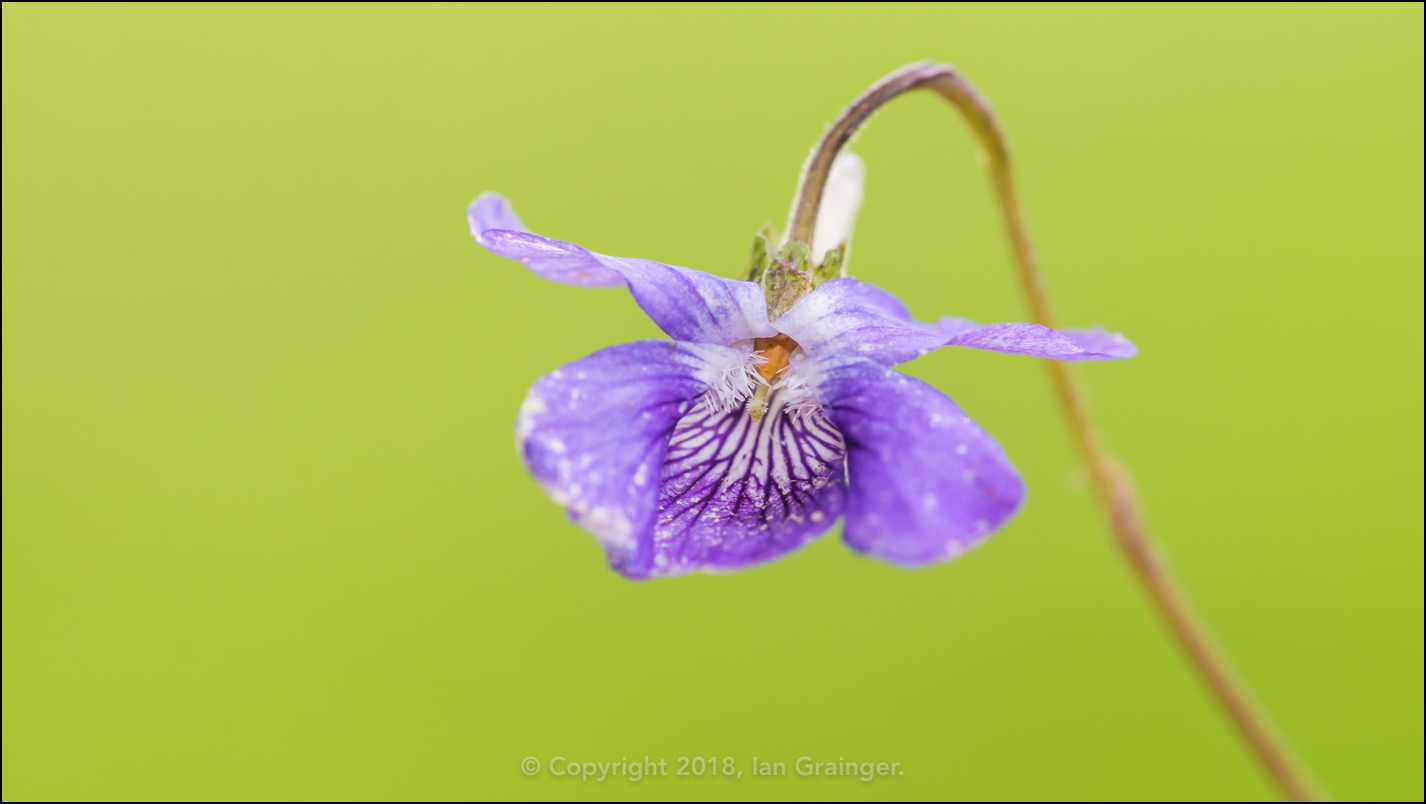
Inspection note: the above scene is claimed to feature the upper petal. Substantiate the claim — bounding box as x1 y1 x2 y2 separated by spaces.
517 339 752 578
814 357 1026 566
476 228 626 287
601 256 777 345
469 193 776 344
778 277 1137 364
468 191 531 244
946 322 1137 361
930 315 979 338
775 277 947 365
1057 326 1140 360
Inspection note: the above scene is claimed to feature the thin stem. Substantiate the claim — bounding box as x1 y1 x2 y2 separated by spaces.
793 62 1328 802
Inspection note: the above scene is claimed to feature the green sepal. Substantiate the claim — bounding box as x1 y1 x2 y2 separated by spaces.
738 221 779 283
811 241 847 288
762 239 812 321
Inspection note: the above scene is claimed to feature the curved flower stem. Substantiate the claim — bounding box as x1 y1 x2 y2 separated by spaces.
792 62 1327 802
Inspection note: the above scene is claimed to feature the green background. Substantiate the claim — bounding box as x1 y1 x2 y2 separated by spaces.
3 3 1421 800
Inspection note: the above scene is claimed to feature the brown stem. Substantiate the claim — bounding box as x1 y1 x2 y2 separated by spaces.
793 62 1328 802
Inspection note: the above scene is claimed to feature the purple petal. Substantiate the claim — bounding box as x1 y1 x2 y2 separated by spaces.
601 256 777 345
777 278 1136 364
948 322 1136 361
1060 326 1139 360
477 228 626 287
651 393 846 577
775 277 946 365
468 191 530 242
930 315 979 338
832 277 916 322
469 194 775 344
817 358 1026 566
517 340 747 578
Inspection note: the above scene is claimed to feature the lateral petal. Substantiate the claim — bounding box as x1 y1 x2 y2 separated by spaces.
815 357 1026 566
517 339 752 578
470 193 776 344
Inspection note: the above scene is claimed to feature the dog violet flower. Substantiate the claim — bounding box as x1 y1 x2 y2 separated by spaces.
467 60 1323 801
469 152 1135 579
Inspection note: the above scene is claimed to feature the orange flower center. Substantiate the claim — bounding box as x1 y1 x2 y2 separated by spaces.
753 334 799 382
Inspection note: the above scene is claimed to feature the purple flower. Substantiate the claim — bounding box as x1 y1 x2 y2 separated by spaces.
469 153 1135 579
